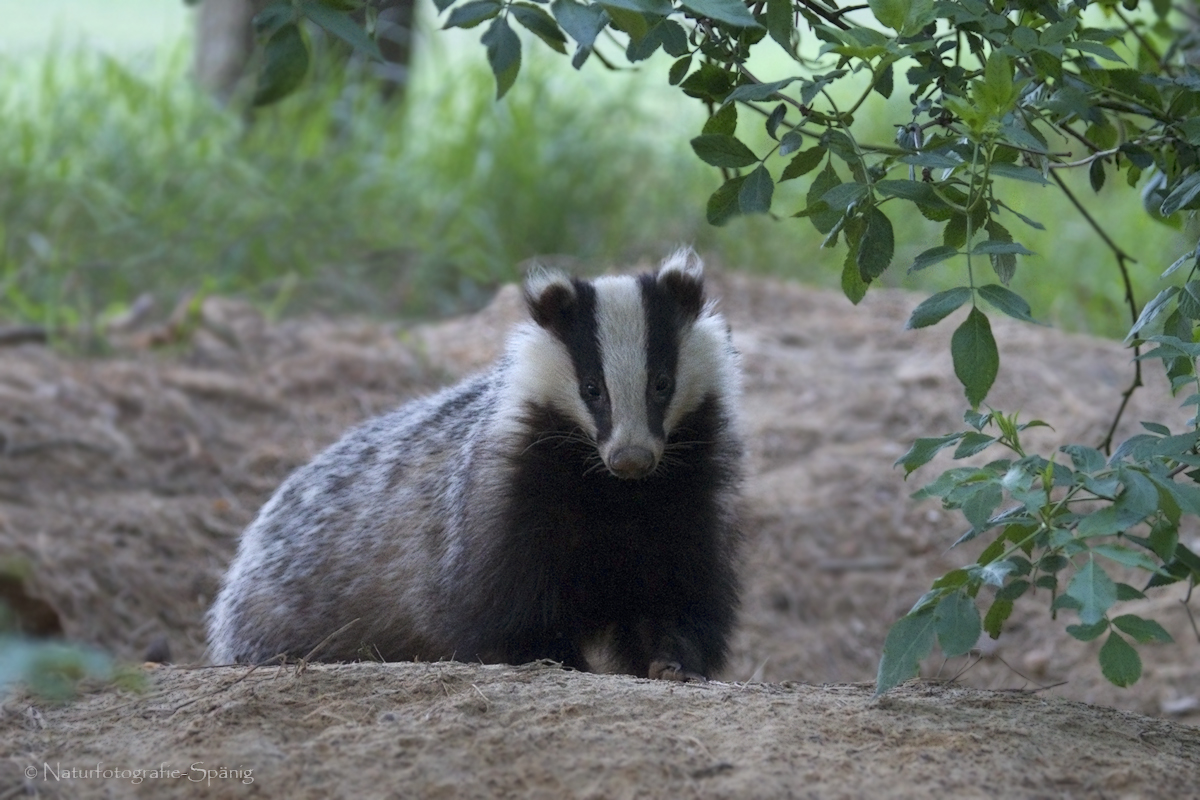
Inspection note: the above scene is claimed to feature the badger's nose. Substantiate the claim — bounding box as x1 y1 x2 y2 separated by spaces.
608 446 657 480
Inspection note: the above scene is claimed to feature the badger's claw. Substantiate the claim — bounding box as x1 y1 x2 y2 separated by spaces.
649 659 708 682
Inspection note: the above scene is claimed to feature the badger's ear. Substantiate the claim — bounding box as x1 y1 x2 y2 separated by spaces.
657 248 705 320
524 268 578 334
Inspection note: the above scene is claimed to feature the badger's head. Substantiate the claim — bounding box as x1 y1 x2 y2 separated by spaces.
504 249 739 480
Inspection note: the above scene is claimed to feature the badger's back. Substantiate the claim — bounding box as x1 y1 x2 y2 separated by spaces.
208 250 743 679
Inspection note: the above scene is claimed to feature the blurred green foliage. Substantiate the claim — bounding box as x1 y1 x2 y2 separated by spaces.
0 27 1187 337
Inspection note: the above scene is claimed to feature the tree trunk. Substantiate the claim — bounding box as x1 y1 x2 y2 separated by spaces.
193 0 269 101
192 0 416 102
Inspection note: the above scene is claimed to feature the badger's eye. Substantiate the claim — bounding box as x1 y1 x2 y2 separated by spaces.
582 382 603 402
654 373 673 396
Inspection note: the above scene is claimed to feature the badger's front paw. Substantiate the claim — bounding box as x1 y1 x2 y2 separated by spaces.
649 659 707 682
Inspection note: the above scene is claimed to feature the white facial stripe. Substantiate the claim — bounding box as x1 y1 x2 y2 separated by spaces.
664 309 740 433
495 324 596 440
593 276 656 454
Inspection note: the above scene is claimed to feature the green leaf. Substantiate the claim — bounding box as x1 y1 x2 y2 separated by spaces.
1053 594 1083 613
739 165 774 214
971 240 1035 256
983 219 1017 284
766 103 787 140
779 146 825 181
667 55 691 85
873 62 894 99
1161 172 1200 216
1067 619 1109 641
996 578 1030 602
874 609 937 696
908 245 960 273
932 569 971 590
943 214 968 249
868 0 909 32
1115 582 1147 601
481 16 522 99
982 598 1012 639
934 591 981 658
982 50 1015 112
679 61 734 103
723 78 799 105
1041 18 1077 44
599 0 672 14
876 180 946 206
253 23 310 107
987 163 1049 186
298 0 382 58
1076 506 1131 538
951 307 999 408
552 0 609 48
1089 159 1106 193
962 482 1002 533
627 18 687 61
702 102 738 136
1091 544 1162 573
706 175 747 226
841 226 869 305
1098 632 1142 687
511 3 569 53
906 287 972 330
778 131 804 157
1060 444 1106 473
1067 557 1118 626
816 182 868 213
444 0 503 28
858 207 894 281
953 431 995 459
978 285 1038 324
1111 614 1173 644
804 161 843 234
680 0 762 27
690 134 758 168
821 130 859 164
895 434 962 475
1116 467 1159 518
765 0 796 55
1147 518 1179 563
1071 40 1125 63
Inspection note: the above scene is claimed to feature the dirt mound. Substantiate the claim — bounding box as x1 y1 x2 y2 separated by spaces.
5 661 1200 799
1 272 1197 796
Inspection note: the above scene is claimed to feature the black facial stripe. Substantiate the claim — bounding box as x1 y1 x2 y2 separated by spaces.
640 273 683 439
561 280 611 443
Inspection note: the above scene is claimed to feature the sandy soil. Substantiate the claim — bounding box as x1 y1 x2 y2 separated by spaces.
0 271 1197 797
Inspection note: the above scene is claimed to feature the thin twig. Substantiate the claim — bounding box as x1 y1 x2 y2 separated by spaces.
796 0 852 29
1048 170 1143 454
1113 6 1169 76
296 617 362 673
991 654 1069 693
1183 580 1199 644
169 657 284 716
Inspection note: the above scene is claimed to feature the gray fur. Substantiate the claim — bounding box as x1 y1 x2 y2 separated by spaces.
207 250 742 670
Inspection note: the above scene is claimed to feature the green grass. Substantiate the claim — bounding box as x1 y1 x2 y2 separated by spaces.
0 24 1190 339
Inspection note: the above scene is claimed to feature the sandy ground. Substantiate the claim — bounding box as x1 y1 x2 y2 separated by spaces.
0 271 1197 797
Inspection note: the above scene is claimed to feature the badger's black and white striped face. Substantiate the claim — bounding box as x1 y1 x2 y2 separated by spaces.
503 250 739 480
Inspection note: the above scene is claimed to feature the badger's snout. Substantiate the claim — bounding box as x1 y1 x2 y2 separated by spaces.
606 444 658 480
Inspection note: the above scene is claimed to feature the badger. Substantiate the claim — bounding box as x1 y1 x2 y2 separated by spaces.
207 250 743 681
